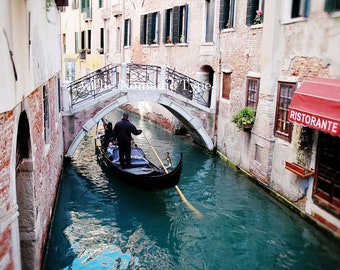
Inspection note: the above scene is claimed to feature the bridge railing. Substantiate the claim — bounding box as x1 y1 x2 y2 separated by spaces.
68 64 119 107
126 64 161 89
165 67 212 107
67 63 212 108
125 64 211 107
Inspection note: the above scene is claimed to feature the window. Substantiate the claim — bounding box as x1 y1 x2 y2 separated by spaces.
43 85 50 144
205 0 215 42
62 34 66 54
291 0 310 18
81 31 85 49
140 12 160 45
116 27 121 53
72 0 79 9
246 0 265 26
164 8 173 43
140 14 148 45
65 60 76 81
222 72 231 99
274 82 296 141
98 0 103 8
246 77 260 109
219 0 236 29
75 32 78 53
81 0 90 12
163 5 188 44
324 0 340 12
124 19 131 46
87 30 91 53
82 0 91 19
100 27 104 53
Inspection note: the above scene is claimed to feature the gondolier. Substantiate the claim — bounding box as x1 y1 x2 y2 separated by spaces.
113 112 142 168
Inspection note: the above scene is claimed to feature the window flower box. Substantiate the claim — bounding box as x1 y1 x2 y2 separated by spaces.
231 107 255 131
285 161 314 179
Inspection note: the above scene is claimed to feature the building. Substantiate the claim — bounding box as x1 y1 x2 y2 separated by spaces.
0 0 67 269
60 0 340 236
216 0 340 234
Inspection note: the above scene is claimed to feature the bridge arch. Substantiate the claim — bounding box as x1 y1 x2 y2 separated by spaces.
65 94 214 157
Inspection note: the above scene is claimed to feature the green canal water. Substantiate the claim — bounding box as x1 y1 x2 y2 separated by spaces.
43 112 340 270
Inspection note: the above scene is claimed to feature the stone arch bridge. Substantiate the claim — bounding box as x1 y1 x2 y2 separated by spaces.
62 63 216 157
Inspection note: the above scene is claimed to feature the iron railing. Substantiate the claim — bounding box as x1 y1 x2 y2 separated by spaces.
126 64 161 88
68 64 119 107
68 63 211 108
165 67 212 107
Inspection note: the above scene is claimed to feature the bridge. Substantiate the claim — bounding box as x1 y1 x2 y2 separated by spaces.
62 63 216 157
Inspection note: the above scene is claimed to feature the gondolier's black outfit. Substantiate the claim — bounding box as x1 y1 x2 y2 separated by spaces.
113 113 142 168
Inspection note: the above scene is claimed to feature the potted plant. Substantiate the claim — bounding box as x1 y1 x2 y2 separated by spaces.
254 10 263 24
232 107 256 131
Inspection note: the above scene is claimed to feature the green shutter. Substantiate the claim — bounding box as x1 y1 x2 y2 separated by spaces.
140 15 145 44
163 9 168 43
324 0 335 12
219 0 226 29
75 32 78 53
184 4 189 42
304 0 310 17
147 14 153 44
124 19 128 46
173 6 180 43
246 0 255 26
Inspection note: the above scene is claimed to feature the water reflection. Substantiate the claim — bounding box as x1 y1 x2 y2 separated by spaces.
43 111 340 270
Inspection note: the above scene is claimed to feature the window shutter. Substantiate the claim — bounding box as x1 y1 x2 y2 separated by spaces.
173 6 180 43
230 0 235 27
304 0 311 17
87 30 91 51
163 9 168 43
219 0 226 29
124 19 128 46
324 0 335 12
246 0 256 26
147 14 154 44
140 15 145 44
184 4 189 42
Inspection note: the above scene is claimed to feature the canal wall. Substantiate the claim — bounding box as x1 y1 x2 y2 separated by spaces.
216 150 340 241
0 2 65 269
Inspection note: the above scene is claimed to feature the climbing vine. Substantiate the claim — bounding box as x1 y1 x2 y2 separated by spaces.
296 126 314 165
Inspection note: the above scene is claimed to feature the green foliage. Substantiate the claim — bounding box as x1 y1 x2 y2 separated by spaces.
232 107 256 130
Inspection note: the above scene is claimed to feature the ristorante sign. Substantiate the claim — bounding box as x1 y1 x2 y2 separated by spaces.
288 109 339 136
287 78 340 137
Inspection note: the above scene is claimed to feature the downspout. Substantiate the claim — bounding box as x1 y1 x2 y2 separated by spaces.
122 0 125 63
213 15 222 154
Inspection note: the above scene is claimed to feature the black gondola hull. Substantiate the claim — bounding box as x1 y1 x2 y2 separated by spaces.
96 142 182 191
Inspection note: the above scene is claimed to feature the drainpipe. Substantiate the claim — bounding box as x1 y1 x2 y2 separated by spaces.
213 25 222 154
122 0 125 63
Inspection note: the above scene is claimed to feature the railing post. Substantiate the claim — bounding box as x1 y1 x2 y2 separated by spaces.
210 84 216 111
62 81 71 111
120 62 128 92
160 65 166 90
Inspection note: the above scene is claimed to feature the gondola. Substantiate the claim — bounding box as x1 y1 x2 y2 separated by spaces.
95 135 182 191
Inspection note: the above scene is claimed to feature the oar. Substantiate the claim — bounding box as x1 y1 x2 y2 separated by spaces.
143 133 204 219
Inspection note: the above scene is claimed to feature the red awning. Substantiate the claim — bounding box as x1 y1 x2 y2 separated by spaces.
288 78 340 136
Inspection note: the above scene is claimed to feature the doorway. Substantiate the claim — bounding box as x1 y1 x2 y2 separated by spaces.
16 111 37 269
313 132 340 217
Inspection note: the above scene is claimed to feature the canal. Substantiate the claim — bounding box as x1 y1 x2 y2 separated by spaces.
43 111 340 270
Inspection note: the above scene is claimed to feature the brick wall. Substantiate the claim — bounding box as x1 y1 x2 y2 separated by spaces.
0 76 64 269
